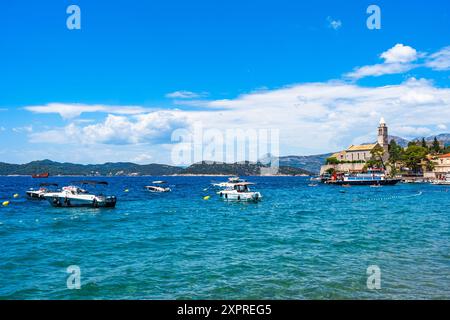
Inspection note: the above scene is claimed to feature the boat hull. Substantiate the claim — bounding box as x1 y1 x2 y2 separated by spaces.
218 191 262 202
32 173 49 178
26 191 46 199
45 195 117 208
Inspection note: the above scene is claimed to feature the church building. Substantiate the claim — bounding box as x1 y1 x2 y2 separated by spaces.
320 118 390 174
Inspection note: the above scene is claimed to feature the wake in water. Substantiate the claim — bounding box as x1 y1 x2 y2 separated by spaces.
354 191 423 202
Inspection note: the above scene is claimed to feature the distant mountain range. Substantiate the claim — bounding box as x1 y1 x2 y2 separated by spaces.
260 133 450 173
259 153 332 174
0 159 183 176
0 159 312 176
1 134 449 176
183 161 312 176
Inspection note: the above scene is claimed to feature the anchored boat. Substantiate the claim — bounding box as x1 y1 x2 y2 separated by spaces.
26 183 59 199
431 173 450 185
145 181 171 193
212 176 246 189
325 170 400 186
32 172 49 178
218 182 262 202
43 181 117 208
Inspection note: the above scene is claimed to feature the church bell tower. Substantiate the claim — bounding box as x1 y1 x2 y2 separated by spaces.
378 117 389 161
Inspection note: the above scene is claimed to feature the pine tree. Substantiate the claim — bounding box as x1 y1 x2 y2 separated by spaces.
421 137 427 149
432 137 441 153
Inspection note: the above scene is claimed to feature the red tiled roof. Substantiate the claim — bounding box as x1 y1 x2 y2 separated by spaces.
438 153 450 158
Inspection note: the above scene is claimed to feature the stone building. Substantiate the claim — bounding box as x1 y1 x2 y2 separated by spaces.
320 118 390 174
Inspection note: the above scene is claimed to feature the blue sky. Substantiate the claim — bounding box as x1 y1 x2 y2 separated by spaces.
1 0 449 164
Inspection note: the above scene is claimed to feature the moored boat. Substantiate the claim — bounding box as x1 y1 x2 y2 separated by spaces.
145 181 171 192
26 183 59 200
431 173 450 185
32 172 49 178
325 170 400 186
212 176 246 189
43 181 116 208
218 182 262 202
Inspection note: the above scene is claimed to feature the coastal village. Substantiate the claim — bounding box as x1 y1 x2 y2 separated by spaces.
320 118 450 183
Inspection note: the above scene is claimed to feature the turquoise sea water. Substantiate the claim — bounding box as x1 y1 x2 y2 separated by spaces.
0 176 449 299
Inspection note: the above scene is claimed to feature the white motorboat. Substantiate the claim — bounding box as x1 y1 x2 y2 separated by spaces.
218 182 262 202
145 181 171 193
43 181 116 208
26 183 59 199
212 176 246 189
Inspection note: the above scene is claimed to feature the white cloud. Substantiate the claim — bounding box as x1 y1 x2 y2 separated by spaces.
24 103 149 119
131 153 153 163
395 126 432 137
28 77 450 162
327 17 342 30
426 46 450 71
345 63 414 79
12 125 33 133
165 91 207 99
30 111 190 146
380 44 418 63
21 43 450 164
346 44 419 79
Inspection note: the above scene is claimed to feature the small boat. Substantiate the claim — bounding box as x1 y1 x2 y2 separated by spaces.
26 183 59 199
145 186 171 192
431 173 450 185
212 176 246 189
308 183 318 187
218 182 262 202
43 181 116 208
145 181 171 193
32 172 49 178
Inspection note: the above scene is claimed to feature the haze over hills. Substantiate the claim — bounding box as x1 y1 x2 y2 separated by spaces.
0 160 312 176
1 134 449 176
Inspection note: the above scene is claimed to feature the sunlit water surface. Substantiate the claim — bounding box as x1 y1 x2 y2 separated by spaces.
0 176 449 299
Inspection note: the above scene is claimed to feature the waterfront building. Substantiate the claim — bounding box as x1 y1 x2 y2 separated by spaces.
425 153 450 180
320 118 390 174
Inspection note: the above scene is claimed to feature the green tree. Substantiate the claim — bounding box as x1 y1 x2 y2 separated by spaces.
432 137 441 153
421 137 427 149
367 145 386 169
388 139 403 163
325 157 340 165
388 139 404 176
402 145 428 173
442 145 450 154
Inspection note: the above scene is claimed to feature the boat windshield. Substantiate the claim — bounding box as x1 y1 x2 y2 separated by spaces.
235 185 249 192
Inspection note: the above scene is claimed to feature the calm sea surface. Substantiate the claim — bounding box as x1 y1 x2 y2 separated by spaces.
0 176 449 299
